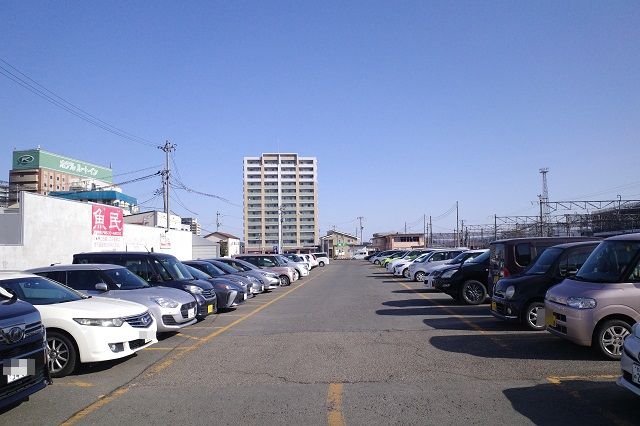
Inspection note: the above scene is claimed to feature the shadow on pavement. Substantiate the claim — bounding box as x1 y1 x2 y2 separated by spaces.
74 354 135 376
503 380 635 425
391 289 436 294
429 332 605 360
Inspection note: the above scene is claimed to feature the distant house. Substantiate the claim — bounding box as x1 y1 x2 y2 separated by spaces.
203 231 241 256
320 230 358 259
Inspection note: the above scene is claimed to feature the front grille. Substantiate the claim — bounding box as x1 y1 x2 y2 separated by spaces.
180 302 197 318
128 339 147 350
123 312 153 328
0 340 44 360
553 312 567 322
493 301 507 315
201 289 215 299
162 315 177 325
0 368 46 400
234 292 245 304
0 321 43 344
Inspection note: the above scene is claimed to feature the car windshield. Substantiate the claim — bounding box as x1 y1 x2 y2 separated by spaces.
575 241 640 283
468 251 490 264
103 268 150 289
275 255 289 266
525 247 563 275
158 257 194 280
287 255 303 262
185 265 212 280
211 261 240 274
413 253 430 262
228 258 259 271
1 276 83 305
195 262 225 276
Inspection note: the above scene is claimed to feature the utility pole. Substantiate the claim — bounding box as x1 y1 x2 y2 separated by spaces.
357 216 364 245
423 214 427 248
539 168 550 236
404 222 407 234
429 215 432 247
455 201 459 248
494 214 497 240
216 211 221 231
460 220 464 247
159 140 176 232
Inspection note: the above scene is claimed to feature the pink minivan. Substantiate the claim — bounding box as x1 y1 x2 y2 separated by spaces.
545 233 640 360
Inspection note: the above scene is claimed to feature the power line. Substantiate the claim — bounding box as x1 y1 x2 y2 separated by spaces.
0 58 157 148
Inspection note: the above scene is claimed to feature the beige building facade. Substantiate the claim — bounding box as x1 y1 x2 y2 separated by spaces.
243 153 318 253
371 233 426 251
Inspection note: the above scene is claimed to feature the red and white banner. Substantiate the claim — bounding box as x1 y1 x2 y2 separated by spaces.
91 205 124 237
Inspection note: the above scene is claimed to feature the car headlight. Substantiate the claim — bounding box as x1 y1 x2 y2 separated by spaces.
566 297 596 309
505 286 515 299
218 284 232 290
440 269 457 279
183 284 203 294
152 297 180 308
73 318 124 327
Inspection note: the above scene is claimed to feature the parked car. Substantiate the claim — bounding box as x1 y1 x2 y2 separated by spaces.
186 259 260 295
284 253 311 271
381 251 409 268
213 257 281 289
617 322 640 396
0 282 50 410
422 250 488 286
489 236 598 286
433 250 491 305
28 264 200 332
281 255 310 280
545 234 640 359
392 251 434 277
491 242 599 330
312 252 330 267
408 249 466 282
370 250 401 265
0 273 157 377
73 252 216 320
364 252 379 261
234 254 297 286
387 249 432 273
303 254 319 269
184 265 246 309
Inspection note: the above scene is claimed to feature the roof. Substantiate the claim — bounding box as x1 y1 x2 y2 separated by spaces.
322 230 358 240
49 190 137 205
606 232 640 241
0 271 37 280
27 264 122 273
549 241 602 250
204 231 240 240
74 251 176 258
490 236 598 245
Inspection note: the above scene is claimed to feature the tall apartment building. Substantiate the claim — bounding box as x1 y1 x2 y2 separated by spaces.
243 153 318 253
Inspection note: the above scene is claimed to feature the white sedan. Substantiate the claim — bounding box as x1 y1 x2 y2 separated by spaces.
0 272 157 378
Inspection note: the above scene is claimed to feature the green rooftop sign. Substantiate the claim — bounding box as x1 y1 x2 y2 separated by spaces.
12 149 113 183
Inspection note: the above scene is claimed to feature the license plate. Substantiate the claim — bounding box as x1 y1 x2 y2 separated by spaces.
188 308 195 318
491 301 497 311
243 293 247 300
546 313 556 328
6 372 27 383
633 364 640 385
207 304 213 314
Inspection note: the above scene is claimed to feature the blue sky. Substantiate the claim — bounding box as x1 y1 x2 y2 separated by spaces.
2 1 639 239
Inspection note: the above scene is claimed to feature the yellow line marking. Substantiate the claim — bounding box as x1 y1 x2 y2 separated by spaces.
176 333 205 341
327 383 346 426
60 268 328 425
183 326 224 330
55 380 94 388
141 347 191 351
546 374 618 385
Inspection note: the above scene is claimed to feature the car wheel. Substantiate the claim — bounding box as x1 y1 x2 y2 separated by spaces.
402 268 410 278
374 260 380 265
460 280 486 305
280 275 291 286
293 270 300 281
523 302 545 331
319 261 325 267
47 331 77 378
415 271 426 282
594 319 631 360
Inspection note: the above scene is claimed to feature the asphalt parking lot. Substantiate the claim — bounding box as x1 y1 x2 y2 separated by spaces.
1 261 637 425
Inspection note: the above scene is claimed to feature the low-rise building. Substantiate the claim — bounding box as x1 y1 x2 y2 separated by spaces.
49 190 139 214
123 211 190 231
371 232 425 251
203 231 241 256
320 230 358 259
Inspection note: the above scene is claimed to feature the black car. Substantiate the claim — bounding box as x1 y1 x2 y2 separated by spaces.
73 252 216 319
0 284 50 411
491 241 599 330
433 251 491 305
489 236 598 287
183 263 247 309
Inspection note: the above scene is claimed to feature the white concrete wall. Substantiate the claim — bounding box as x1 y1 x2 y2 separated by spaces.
0 192 193 270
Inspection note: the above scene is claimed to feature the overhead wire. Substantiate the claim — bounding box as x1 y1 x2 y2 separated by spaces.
0 57 157 148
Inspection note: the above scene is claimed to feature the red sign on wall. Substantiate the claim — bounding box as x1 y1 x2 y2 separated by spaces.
91 205 124 236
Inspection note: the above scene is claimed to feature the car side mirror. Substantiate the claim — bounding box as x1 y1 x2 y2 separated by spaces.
95 283 109 292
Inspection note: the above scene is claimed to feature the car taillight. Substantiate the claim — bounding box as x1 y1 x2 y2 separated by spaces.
501 267 510 278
